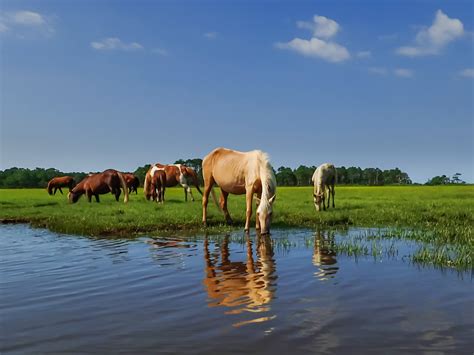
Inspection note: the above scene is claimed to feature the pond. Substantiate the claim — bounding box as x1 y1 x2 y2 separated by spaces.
1 224 472 353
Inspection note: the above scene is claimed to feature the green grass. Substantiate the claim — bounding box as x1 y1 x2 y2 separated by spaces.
0 186 473 269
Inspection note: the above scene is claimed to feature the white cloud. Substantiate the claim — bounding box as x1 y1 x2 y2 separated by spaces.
459 68 474 78
368 67 388 75
396 10 464 57
394 68 414 78
297 15 340 39
152 48 169 56
204 32 217 39
91 37 143 51
356 50 372 58
0 10 53 37
276 37 350 63
277 14 350 63
11 10 45 25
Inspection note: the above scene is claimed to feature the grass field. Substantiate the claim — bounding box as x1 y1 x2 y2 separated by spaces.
1 186 473 269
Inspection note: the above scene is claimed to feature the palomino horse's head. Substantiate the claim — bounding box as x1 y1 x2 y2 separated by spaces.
256 195 276 235
313 192 324 211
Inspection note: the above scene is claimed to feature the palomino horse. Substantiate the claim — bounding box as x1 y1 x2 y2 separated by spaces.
150 169 167 203
68 169 129 203
203 234 276 322
312 163 336 211
202 148 276 234
47 176 75 195
143 163 202 202
123 173 140 194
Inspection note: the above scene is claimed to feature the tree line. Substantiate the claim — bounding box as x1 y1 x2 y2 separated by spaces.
0 161 466 188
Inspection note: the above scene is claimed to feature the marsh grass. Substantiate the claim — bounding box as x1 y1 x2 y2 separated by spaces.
0 186 472 269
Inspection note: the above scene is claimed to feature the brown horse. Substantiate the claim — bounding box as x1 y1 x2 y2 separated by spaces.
47 176 75 195
123 173 140 194
143 163 202 202
68 169 129 203
150 169 167 203
202 148 276 234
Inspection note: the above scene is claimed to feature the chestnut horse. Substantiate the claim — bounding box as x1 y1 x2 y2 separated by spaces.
143 163 202 202
202 148 277 234
47 176 76 195
68 169 129 203
123 173 140 194
150 169 167 203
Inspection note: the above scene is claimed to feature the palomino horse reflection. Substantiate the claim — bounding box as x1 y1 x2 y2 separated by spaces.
202 148 277 234
313 229 338 280
203 234 276 326
143 163 202 202
312 163 336 211
47 176 76 195
68 169 129 203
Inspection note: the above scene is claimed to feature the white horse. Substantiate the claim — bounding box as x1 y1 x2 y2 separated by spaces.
312 163 336 211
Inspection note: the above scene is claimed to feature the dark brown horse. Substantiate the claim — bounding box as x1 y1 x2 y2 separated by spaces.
68 169 129 203
47 176 75 195
123 173 140 194
150 169 167 203
143 163 202 201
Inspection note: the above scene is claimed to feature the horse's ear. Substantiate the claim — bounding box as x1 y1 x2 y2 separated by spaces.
269 195 276 204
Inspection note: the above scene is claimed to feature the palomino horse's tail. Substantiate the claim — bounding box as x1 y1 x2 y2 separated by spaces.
210 186 222 212
117 172 129 203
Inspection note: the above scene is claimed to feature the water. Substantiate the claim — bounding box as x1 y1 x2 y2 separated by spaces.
1 225 472 354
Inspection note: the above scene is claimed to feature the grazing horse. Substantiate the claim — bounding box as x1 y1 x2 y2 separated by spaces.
47 176 75 195
143 163 202 202
68 169 129 203
312 163 336 211
123 173 140 194
202 147 277 234
150 169 167 203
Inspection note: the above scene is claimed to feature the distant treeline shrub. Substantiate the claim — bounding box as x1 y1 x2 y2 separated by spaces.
1 161 417 188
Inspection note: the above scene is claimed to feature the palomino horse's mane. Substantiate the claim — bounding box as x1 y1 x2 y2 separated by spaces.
251 150 276 213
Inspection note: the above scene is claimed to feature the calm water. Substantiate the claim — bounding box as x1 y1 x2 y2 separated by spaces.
1 225 472 354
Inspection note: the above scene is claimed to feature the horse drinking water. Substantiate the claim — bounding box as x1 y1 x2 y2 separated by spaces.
68 169 129 203
201 148 277 235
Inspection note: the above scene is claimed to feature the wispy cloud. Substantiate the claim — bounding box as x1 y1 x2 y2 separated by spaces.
204 32 217 40
396 10 464 57
151 48 169 56
0 10 54 37
91 37 144 51
276 14 350 63
394 68 414 78
459 68 474 78
356 50 372 58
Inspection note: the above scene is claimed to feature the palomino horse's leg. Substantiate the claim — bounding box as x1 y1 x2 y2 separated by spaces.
255 193 262 231
59 187 63 195
220 188 232 225
244 189 254 232
202 178 215 227
326 187 330 209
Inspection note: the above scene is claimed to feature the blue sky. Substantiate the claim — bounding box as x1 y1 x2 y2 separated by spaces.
1 0 473 183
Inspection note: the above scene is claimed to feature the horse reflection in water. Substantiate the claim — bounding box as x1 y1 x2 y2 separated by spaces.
313 230 339 281
203 234 277 327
